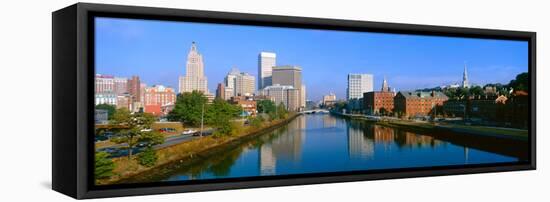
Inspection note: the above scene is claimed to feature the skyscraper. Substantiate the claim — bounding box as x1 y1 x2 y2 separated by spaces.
462 64 470 88
258 52 276 90
179 42 208 94
272 65 305 110
224 67 256 97
235 72 256 96
128 75 141 102
347 73 373 100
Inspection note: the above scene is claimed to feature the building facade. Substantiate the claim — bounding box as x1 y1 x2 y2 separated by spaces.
272 65 305 110
347 73 373 100
179 42 208 94
258 84 300 111
235 72 256 96
363 78 395 115
95 74 115 93
230 96 258 116
322 93 337 106
258 52 276 90
128 76 141 103
143 85 177 116
394 91 448 118
114 77 128 95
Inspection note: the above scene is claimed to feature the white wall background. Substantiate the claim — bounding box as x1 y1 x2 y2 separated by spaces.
0 0 547 201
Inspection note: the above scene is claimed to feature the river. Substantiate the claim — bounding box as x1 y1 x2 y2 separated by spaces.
133 113 520 182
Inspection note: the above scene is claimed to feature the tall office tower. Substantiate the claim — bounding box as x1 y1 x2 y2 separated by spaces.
462 64 470 88
235 72 256 96
272 65 304 110
258 52 276 90
224 67 239 98
128 75 141 102
179 42 208 94
215 83 225 100
225 67 256 97
347 73 373 100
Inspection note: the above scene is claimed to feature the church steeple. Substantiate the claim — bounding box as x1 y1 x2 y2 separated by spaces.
462 63 469 88
381 76 390 92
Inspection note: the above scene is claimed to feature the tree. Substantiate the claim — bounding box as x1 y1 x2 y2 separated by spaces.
257 100 276 114
206 98 241 136
137 147 158 167
168 91 208 126
276 102 288 119
508 72 528 92
95 151 114 179
469 86 484 97
110 108 163 160
95 104 116 120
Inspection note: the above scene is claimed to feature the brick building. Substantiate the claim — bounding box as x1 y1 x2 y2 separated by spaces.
394 91 448 118
143 85 176 116
363 92 395 115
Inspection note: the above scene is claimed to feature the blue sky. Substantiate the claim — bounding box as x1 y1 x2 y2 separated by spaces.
95 17 528 101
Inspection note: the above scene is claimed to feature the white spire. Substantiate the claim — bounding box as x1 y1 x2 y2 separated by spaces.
462 62 469 88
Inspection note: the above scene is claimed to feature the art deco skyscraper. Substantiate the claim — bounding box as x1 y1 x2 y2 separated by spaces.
258 52 276 90
179 42 208 94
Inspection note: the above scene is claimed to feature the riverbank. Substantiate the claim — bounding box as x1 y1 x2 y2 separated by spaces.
331 111 528 141
332 111 529 159
96 113 300 185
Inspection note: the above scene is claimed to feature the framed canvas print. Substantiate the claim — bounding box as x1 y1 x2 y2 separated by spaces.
52 3 536 199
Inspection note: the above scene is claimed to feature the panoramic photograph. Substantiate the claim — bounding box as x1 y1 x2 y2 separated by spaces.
93 17 529 185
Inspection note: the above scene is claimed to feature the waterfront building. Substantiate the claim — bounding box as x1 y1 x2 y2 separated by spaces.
363 78 395 115
347 73 373 100
322 93 337 107
258 84 300 111
394 91 448 118
258 52 276 90
143 85 176 116
95 74 115 93
272 65 305 110
179 42 208 94
230 96 257 116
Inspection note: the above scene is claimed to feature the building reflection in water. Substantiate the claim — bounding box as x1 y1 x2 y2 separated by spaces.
323 115 337 128
259 115 306 175
347 126 374 159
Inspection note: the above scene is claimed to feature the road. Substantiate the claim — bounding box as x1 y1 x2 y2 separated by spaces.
96 130 213 158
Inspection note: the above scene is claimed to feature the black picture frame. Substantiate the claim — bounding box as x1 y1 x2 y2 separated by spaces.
52 2 536 199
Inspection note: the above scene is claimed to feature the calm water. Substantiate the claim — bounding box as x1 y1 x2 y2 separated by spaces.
162 114 517 181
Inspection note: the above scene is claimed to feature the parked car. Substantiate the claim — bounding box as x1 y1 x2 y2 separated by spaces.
182 129 198 135
159 127 177 133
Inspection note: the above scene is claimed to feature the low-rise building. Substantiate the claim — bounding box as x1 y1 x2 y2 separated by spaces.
258 84 300 111
394 91 448 118
230 96 257 116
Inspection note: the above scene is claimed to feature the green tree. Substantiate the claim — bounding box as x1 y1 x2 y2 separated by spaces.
469 86 484 97
137 147 158 167
276 102 288 119
509 72 529 92
206 98 241 136
257 100 276 114
96 104 116 120
94 151 114 179
110 108 163 159
168 91 208 126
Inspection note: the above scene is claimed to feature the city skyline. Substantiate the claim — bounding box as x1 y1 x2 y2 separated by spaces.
95 17 528 101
